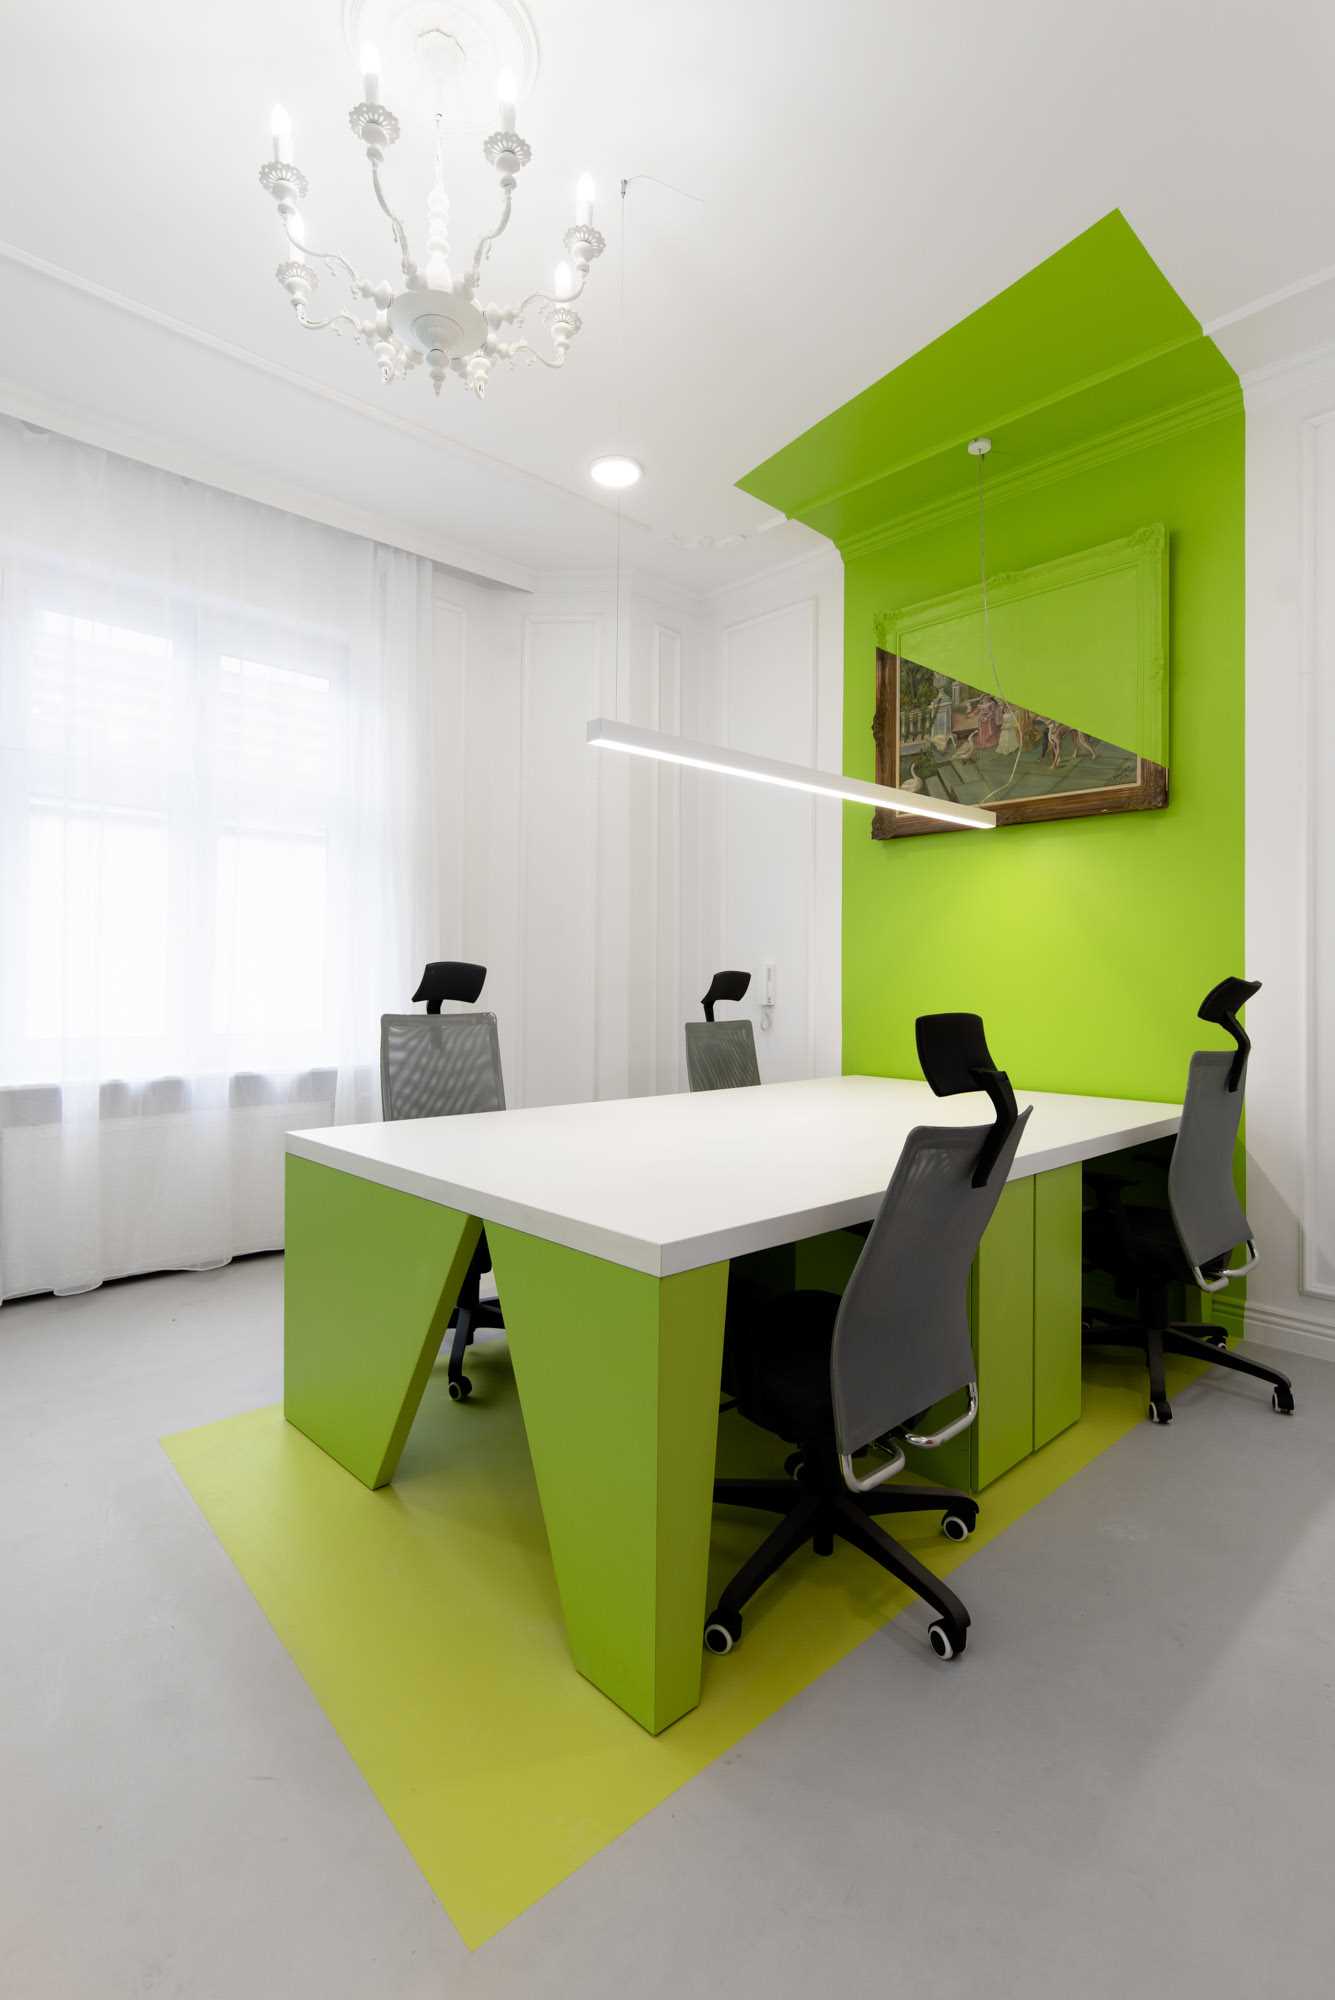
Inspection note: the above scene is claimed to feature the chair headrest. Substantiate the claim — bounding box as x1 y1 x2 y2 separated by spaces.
914 1012 999 1097
702 970 751 1022
1198 975 1260 1091
412 961 487 1014
915 1012 1018 1187
1198 976 1260 1030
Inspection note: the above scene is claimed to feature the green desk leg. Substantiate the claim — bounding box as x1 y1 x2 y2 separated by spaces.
1033 1164 1083 1449
284 1155 482 1489
487 1226 729 1736
972 1177 1037 1488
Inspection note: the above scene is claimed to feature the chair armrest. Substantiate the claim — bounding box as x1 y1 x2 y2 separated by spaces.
896 1382 978 1450
839 1439 907 1494
1193 1240 1259 1292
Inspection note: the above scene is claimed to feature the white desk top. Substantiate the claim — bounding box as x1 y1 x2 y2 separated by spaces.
287 1075 1180 1278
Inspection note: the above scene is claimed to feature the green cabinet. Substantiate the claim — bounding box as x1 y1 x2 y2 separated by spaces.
907 1163 1084 1493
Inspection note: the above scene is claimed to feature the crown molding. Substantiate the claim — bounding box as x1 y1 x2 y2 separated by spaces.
0 235 690 588
839 384 1240 562
0 237 821 599
788 325 1207 527
0 238 610 520
523 563 713 616
1240 334 1335 398
702 539 843 604
0 372 537 592
1203 258 1335 337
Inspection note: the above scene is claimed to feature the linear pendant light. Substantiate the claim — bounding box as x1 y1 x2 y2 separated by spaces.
583 187 992 832
586 720 997 829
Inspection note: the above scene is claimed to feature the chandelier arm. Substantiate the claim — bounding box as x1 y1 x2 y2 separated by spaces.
508 336 566 371
505 267 590 322
295 307 371 337
369 158 418 279
280 218 372 298
467 186 515 289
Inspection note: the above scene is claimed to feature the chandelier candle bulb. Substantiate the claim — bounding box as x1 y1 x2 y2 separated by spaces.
554 260 573 299
497 68 517 133
576 174 595 225
360 43 381 105
270 103 292 163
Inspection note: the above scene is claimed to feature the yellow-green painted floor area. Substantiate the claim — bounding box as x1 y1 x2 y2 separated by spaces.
163 1339 1202 1950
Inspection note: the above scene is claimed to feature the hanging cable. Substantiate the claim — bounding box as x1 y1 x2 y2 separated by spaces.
614 175 627 721
971 440 1024 804
973 443 1005 706
609 174 707 715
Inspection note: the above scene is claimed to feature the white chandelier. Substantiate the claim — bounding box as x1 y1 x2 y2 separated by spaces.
257 43 604 399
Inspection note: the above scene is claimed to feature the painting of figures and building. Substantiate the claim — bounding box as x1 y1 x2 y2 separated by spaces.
872 652 1168 838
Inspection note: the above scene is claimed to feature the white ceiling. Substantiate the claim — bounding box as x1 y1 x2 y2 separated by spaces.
3 0 1334 592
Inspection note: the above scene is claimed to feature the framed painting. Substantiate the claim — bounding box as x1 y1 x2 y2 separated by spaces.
871 526 1169 839
872 652 1169 838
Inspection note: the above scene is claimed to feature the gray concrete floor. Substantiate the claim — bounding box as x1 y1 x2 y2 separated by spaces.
2 1256 1334 2000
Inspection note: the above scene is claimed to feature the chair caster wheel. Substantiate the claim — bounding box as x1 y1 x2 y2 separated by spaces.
1148 1398 1173 1424
704 1608 742 1656
1203 1331 1229 1350
941 1513 974 1543
1273 1387 1295 1415
783 1452 805 1481
928 1619 966 1660
448 1376 473 1403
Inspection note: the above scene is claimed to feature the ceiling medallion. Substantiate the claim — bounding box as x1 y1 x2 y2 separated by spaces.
259 0 603 398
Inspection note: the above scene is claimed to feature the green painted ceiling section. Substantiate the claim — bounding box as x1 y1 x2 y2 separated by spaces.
738 211 1240 549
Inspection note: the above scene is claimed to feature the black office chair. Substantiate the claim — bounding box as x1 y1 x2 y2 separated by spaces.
380 962 506 1404
685 970 761 1091
1082 977 1294 1425
704 1012 1030 1664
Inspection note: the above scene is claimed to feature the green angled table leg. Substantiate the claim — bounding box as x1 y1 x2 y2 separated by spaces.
283 1154 482 1489
971 1176 1037 1488
1033 1163 1084 1450
486 1226 729 1736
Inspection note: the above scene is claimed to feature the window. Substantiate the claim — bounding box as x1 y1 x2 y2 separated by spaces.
26 802 170 1043
3 598 347 1082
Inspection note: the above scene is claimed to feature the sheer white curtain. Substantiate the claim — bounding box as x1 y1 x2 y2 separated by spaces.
0 420 439 1299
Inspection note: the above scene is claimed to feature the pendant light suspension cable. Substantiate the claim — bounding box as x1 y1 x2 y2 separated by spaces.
971 439 1005 707
970 438 1023 804
614 174 627 721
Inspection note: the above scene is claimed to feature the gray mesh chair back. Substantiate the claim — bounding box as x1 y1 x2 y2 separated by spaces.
1166 975 1259 1286
830 1106 1032 1458
685 1019 761 1092
1168 1051 1252 1280
380 1012 506 1121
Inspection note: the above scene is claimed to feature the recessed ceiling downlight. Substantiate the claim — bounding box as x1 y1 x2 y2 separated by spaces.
590 455 643 490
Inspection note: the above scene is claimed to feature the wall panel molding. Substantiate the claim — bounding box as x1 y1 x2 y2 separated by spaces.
426 564 839 1121
717 592 828 1083
1242 355 1335 1352
1301 412 1335 1299
516 612 602 1108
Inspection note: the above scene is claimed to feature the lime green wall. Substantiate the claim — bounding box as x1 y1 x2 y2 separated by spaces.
839 408 1244 1098
739 213 1245 1102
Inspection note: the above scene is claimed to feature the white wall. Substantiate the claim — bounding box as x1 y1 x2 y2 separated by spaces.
431 567 703 1108
686 552 845 1083
1239 350 1335 1357
430 545 844 1110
